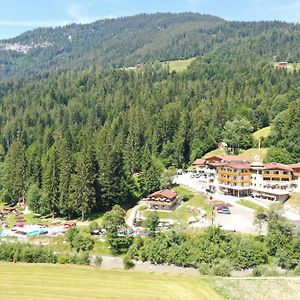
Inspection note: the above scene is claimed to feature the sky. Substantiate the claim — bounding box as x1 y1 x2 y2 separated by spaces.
0 0 300 39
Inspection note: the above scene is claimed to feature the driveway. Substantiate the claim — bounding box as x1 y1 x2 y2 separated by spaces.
174 174 261 234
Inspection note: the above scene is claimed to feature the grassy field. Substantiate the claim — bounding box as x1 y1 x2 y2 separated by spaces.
253 126 271 140
0 262 223 300
240 148 269 160
236 199 265 211
143 186 213 223
203 148 226 158
203 148 268 160
288 193 300 207
164 58 195 72
213 277 300 300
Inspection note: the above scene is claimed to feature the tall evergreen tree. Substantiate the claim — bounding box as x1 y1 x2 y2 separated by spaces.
57 138 74 218
98 127 135 210
2 140 27 204
42 145 60 217
138 146 161 197
70 143 97 220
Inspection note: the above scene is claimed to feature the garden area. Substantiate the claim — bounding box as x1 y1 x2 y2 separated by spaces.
141 186 213 225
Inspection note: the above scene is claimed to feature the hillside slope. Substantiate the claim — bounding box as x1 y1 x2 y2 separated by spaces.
1 13 300 81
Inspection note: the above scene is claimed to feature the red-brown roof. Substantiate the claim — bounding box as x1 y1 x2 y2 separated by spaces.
148 189 177 199
263 163 293 171
193 158 206 166
289 164 300 170
205 155 252 163
208 161 251 169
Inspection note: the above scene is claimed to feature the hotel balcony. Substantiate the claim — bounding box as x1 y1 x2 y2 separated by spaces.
218 176 251 184
262 173 292 179
218 170 252 176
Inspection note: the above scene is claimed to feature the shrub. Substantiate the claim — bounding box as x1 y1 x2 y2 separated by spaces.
252 265 281 277
180 194 191 202
89 221 100 234
252 265 264 277
198 262 211 275
293 263 300 276
71 233 95 252
211 259 232 277
57 255 70 264
123 255 135 270
94 256 103 267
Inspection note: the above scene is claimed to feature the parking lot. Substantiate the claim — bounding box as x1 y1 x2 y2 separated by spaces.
173 172 263 234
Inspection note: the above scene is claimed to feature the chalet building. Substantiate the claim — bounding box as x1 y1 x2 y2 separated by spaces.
274 61 288 69
145 189 179 211
193 155 300 202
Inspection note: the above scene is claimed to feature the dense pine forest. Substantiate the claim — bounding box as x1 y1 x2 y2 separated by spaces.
0 13 300 218
1 13 300 81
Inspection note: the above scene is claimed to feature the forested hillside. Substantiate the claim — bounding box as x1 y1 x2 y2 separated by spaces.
1 13 300 81
0 13 300 217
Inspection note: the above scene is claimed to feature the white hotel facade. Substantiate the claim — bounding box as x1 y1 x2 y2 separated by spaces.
193 155 300 202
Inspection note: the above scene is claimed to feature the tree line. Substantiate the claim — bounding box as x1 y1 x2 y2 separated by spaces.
0 52 299 216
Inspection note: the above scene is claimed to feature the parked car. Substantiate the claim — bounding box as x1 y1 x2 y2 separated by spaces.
217 207 231 214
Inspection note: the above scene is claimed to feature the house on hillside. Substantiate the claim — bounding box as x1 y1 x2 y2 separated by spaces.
145 189 180 211
274 61 288 69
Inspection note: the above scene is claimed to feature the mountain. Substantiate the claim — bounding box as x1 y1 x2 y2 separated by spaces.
1 12 300 81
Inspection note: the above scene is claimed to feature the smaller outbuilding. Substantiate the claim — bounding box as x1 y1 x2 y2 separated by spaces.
145 189 180 211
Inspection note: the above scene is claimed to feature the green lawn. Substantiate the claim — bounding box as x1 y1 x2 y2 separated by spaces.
203 147 268 160
143 186 213 223
164 58 195 72
0 262 223 300
203 148 226 158
213 277 300 300
288 193 300 207
236 199 265 211
253 126 271 140
240 148 269 160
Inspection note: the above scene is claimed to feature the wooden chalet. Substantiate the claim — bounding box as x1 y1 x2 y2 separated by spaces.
146 189 179 211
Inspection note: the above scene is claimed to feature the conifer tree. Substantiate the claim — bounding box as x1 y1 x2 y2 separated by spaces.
98 127 135 210
3 140 27 204
70 143 97 220
138 146 161 197
42 145 59 217
57 138 74 218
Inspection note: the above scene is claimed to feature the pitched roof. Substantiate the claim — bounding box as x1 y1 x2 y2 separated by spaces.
148 189 177 199
193 158 206 165
289 163 300 170
263 163 293 171
209 161 251 169
205 155 252 163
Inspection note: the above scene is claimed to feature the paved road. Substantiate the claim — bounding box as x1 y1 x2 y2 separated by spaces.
174 173 261 234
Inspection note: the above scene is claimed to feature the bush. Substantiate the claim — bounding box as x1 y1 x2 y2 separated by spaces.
198 262 211 275
123 255 135 270
211 259 232 277
94 256 103 267
252 265 281 277
57 255 70 264
293 263 300 276
71 233 95 252
180 194 191 202
89 221 100 234
252 265 264 277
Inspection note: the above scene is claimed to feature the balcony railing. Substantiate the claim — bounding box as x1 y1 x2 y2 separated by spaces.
262 174 292 179
218 170 252 176
218 176 251 184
